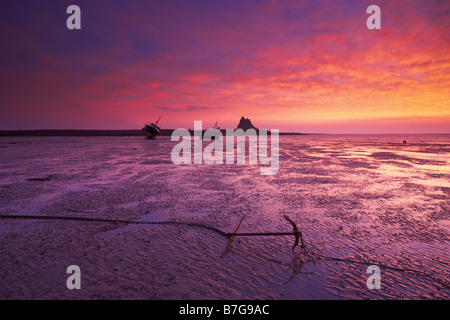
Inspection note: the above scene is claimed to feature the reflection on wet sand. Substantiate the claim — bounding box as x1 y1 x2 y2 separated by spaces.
0 134 449 299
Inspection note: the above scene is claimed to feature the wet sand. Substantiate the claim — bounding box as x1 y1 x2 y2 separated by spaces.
0 134 449 299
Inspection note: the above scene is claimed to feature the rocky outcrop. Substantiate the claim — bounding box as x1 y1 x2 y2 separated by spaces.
235 117 258 131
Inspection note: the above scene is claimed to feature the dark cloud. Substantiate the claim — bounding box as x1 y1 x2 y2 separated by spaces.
69 104 85 110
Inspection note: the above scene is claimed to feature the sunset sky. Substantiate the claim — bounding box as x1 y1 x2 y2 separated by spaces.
1 0 449 133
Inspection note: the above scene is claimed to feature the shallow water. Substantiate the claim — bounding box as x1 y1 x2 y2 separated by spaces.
0 134 449 299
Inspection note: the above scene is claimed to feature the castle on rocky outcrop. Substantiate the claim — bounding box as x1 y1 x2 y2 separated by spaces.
235 116 258 131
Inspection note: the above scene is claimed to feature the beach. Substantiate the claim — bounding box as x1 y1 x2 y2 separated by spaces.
0 134 449 299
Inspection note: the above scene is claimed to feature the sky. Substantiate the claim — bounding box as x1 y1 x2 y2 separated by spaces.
0 0 449 133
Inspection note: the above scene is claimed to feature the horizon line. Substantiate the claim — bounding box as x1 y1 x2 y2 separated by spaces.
0 129 449 135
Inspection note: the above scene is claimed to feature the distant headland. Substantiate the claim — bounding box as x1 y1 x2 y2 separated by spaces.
0 129 306 137
0 117 306 136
